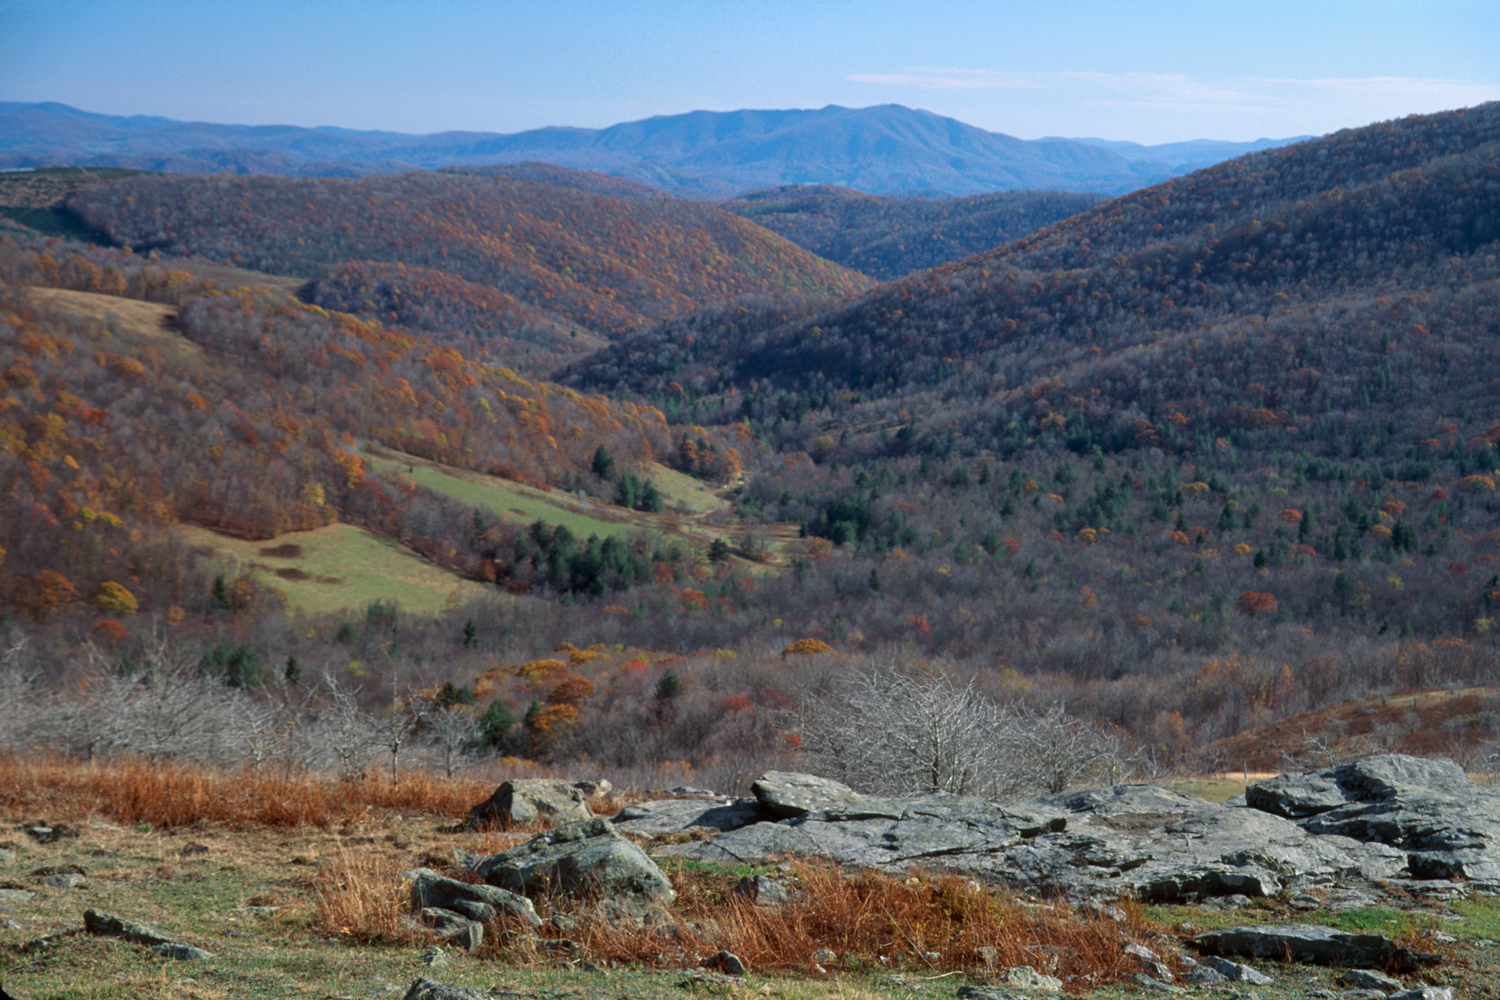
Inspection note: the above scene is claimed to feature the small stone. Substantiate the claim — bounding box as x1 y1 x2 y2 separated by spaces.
1080 900 1126 921
1338 969 1403 991
1339 990 1387 1000
421 946 446 967
550 912 578 932
957 987 1033 1000
445 899 494 923
419 908 472 936
1389 990 1453 1000
454 922 482 953
1129 972 1185 994
998 965 1062 992
2 918 23 930
401 979 492 1000
1202 956 1274 985
1290 894 1322 910
151 943 215 961
811 948 837 963
1183 967 1228 985
715 950 746 975
41 873 85 889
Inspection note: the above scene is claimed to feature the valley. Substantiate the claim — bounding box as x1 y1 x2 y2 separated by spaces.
3 100 1500 808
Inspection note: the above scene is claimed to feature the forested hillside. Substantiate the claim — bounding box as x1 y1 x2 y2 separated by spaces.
0 239 734 620
63 171 871 352
8 103 1500 782
722 185 1104 279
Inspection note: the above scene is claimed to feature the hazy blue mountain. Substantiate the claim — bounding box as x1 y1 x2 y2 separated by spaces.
1057 135 1315 172
0 101 1304 196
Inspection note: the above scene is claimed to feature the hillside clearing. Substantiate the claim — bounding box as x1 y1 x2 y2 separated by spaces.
27 286 203 360
178 522 497 617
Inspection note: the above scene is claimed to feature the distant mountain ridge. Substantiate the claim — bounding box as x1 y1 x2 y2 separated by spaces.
0 101 1305 197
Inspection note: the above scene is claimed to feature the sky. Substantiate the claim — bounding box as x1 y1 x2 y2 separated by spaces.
2 0 1498 145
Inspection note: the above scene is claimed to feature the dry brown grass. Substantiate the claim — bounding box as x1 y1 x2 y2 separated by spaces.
0 753 499 829
480 862 1149 986
311 846 424 944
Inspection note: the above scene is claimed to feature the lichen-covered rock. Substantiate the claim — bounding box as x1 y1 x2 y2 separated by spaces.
475 817 675 917
465 778 593 828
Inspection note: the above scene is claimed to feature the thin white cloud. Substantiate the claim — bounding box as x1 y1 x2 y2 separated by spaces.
846 68 1043 91
847 67 1500 139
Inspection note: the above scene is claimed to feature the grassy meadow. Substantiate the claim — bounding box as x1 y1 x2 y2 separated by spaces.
178 523 497 617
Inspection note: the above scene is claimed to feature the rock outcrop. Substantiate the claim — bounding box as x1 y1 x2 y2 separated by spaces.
631 755 1498 905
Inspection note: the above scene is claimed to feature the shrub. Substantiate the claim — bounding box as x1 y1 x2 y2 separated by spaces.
795 662 1129 798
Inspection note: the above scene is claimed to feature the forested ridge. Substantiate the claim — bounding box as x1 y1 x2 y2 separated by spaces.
7 103 1500 783
722 184 1104 279
63 170 872 350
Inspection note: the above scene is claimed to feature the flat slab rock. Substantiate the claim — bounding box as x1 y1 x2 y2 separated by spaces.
1194 923 1438 972
611 798 761 836
638 756 1500 904
656 779 1366 902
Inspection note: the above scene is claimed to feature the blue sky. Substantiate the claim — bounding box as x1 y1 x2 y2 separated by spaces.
2 0 1497 144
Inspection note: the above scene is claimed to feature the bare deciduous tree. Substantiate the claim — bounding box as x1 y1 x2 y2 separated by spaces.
795 662 1130 800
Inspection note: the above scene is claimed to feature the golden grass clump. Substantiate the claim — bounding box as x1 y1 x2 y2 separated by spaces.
0 753 495 829
312 848 423 944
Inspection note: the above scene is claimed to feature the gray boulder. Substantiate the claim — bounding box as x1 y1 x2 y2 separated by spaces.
752 771 903 820
1194 923 1435 971
474 817 675 917
466 778 594 828
409 869 541 927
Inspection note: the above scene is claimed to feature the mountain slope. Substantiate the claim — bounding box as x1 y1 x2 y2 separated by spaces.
722 184 1104 279
563 102 1500 420
1 101 1293 196
63 170 872 348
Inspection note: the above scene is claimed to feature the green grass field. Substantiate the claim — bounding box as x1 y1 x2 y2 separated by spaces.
368 449 647 543
178 523 497 617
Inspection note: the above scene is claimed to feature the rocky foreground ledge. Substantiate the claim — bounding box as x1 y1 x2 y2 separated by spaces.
617 754 1500 908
